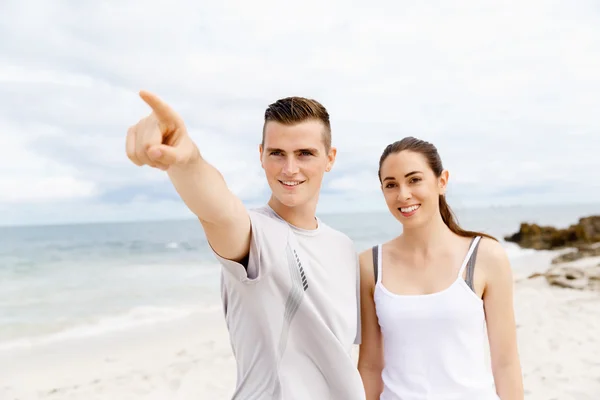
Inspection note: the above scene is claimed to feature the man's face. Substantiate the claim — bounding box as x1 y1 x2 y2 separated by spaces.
259 120 336 210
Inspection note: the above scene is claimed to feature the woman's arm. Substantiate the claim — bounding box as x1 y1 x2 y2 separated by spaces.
357 249 385 400
480 239 524 400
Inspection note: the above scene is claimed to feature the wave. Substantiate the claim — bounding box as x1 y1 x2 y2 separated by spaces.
0 304 221 352
502 240 567 260
503 242 540 258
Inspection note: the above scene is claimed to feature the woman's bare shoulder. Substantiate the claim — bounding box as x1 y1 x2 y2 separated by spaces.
476 236 512 279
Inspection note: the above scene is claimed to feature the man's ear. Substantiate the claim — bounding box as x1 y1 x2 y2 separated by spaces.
259 144 264 169
325 146 337 172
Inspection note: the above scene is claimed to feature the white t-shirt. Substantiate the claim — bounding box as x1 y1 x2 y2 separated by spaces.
212 205 365 400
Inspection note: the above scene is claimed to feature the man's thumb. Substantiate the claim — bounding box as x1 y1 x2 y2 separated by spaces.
147 144 180 165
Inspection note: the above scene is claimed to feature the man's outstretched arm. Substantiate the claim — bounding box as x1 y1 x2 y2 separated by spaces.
126 90 250 263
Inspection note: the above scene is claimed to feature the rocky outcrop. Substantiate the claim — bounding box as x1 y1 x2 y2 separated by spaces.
550 243 600 264
528 264 600 291
510 215 600 292
504 215 600 250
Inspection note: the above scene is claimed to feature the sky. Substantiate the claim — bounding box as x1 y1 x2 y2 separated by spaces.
1 0 599 226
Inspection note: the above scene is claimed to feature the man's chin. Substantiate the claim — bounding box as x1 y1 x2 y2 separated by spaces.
271 192 310 208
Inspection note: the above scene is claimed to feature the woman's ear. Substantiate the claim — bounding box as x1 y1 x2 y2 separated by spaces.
439 170 449 195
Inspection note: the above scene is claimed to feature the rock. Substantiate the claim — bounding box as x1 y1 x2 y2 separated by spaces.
588 265 600 281
527 272 545 279
508 216 600 291
587 266 600 291
579 216 600 242
548 266 585 280
535 265 600 291
551 244 600 264
504 215 600 250
547 275 589 290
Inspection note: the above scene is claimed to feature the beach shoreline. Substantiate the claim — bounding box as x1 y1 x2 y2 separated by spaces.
2 257 599 400
0 307 237 399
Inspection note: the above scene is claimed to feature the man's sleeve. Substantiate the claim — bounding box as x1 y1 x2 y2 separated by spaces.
354 252 362 345
209 211 265 283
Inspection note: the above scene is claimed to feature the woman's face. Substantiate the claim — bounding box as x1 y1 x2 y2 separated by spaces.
379 150 447 228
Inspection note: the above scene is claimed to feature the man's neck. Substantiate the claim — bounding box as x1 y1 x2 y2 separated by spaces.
268 196 319 230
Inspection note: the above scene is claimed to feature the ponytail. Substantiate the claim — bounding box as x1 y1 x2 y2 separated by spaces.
439 195 497 241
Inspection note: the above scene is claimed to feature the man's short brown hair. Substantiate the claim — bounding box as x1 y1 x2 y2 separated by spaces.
262 96 332 151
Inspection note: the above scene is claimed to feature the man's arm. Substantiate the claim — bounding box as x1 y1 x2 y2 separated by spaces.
126 90 251 263
167 161 250 262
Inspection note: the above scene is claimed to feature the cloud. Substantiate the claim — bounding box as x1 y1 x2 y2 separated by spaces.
1 0 599 225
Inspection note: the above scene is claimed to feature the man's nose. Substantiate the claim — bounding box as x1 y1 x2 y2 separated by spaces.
282 157 299 175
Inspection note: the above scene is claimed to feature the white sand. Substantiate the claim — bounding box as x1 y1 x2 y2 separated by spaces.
1 258 599 400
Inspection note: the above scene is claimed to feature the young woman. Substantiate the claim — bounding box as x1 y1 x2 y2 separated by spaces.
358 137 524 400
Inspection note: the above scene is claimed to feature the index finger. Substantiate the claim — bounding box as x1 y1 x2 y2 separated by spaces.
139 90 182 125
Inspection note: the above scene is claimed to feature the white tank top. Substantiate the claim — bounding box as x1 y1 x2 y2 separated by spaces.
373 236 500 400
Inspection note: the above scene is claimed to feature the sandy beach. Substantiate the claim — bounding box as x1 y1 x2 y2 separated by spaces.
2 257 599 400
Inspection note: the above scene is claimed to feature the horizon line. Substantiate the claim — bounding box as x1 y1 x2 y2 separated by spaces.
1 201 598 229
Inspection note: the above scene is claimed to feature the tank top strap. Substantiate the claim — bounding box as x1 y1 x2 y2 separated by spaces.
457 236 482 279
464 237 482 291
371 245 383 284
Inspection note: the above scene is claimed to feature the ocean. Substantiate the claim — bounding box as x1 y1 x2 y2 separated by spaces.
1 203 598 353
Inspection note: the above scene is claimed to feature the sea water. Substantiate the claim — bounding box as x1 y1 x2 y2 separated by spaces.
0 203 597 352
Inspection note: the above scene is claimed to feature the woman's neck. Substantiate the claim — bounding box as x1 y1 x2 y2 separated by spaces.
399 213 455 255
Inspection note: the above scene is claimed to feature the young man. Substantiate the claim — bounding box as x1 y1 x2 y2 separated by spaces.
126 91 365 399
